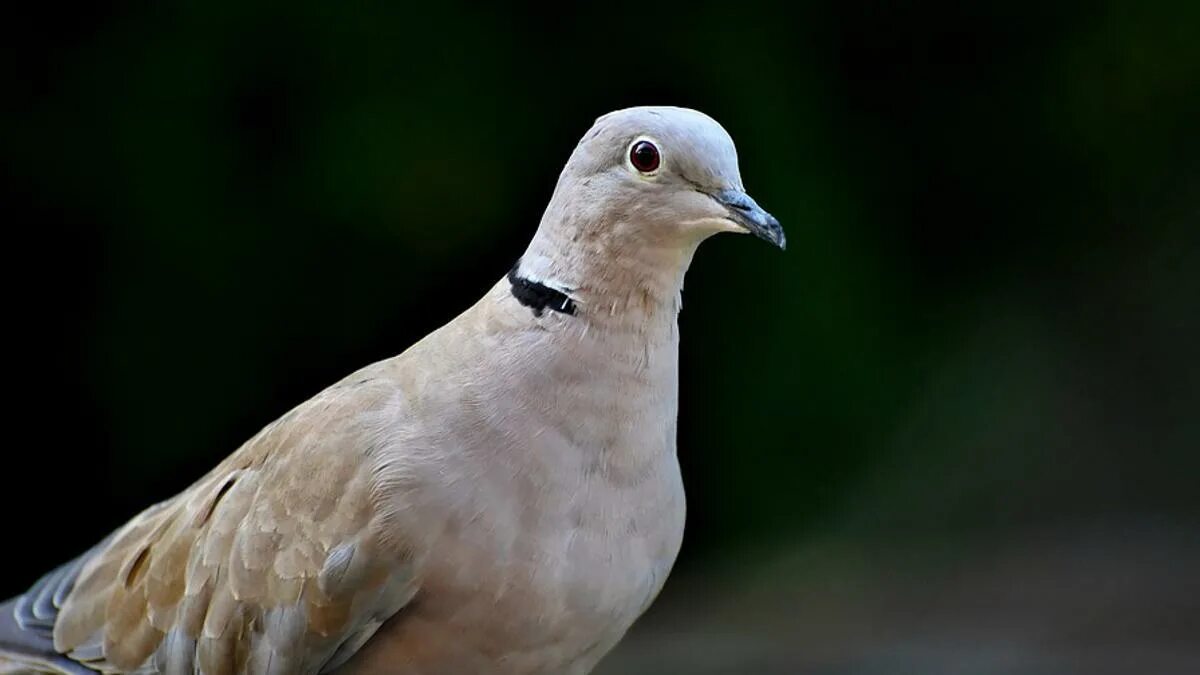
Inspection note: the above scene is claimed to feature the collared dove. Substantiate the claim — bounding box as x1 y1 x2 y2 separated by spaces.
0 106 784 675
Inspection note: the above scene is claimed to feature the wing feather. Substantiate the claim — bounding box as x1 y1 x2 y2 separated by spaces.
5 374 418 674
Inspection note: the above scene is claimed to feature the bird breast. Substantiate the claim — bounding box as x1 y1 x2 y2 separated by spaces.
361 304 687 672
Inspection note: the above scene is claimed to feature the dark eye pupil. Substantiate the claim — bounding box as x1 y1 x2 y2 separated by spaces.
630 141 660 172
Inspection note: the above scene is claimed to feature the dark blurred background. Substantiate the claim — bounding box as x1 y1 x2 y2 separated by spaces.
3 1 1198 673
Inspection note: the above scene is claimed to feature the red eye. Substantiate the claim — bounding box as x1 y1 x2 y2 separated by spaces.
629 140 660 173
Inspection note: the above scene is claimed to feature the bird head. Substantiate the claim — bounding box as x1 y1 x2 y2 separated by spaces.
549 106 785 251
517 107 783 319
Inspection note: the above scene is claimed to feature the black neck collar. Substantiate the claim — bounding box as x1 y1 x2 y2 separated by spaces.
507 260 577 317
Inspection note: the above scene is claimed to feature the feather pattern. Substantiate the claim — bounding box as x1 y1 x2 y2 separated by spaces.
5 376 418 675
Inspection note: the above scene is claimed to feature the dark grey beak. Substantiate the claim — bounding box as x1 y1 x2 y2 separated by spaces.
711 189 786 250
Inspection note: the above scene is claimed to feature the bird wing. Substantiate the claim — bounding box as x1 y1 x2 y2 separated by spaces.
3 373 419 675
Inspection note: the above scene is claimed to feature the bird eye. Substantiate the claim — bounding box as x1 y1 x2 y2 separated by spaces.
629 140 660 174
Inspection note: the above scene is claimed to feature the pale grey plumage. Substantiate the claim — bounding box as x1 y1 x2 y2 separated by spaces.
0 106 782 675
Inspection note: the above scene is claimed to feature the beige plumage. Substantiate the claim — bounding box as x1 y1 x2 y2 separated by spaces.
0 106 783 675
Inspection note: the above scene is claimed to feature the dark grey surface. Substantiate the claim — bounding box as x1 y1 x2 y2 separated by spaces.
599 523 1200 675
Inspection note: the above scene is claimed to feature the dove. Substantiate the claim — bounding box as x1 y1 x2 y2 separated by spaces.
0 106 784 675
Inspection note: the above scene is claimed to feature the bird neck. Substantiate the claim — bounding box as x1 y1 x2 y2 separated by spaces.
515 226 700 333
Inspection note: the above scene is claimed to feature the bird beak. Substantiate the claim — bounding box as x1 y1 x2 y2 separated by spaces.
711 189 786 250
